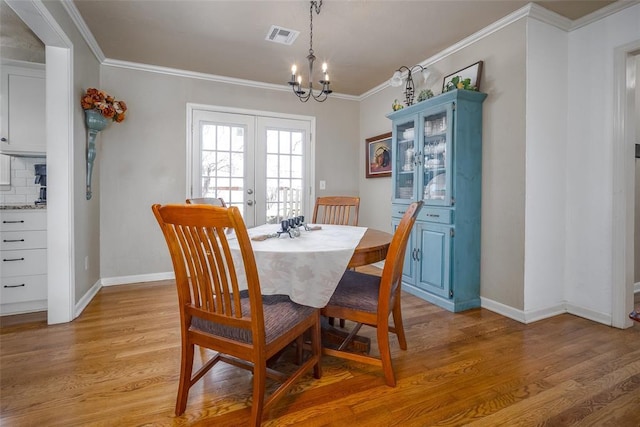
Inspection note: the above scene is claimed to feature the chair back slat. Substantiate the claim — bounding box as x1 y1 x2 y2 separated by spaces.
152 204 262 330
312 196 360 226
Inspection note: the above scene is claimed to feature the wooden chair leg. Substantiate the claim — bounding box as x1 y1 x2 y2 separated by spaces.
377 326 396 387
250 363 267 427
175 342 195 415
392 299 407 350
312 316 322 379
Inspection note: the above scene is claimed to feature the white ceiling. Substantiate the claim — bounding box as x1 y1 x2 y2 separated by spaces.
5 1 622 96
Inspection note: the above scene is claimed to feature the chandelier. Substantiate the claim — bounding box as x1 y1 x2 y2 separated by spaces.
288 0 332 102
389 65 431 106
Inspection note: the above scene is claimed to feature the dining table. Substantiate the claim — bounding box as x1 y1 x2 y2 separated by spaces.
228 223 392 308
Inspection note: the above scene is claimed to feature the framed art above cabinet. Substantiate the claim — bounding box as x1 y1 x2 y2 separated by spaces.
387 89 487 312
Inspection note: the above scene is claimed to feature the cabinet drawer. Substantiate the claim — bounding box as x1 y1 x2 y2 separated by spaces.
1 274 47 304
1 230 47 250
417 207 453 224
393 204 452 224
0 211 46 231
1 249 47 277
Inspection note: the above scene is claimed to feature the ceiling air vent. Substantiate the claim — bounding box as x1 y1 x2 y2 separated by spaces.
265 25 299 45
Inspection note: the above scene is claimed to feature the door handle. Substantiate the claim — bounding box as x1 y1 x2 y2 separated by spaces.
246 200 254 206
247 189 254 195
3 257 25 262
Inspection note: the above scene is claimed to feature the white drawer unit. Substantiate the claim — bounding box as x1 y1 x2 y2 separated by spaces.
1 210 47 232
1 274 47 305
0 209 47 315
1 230 47 251
2 249 47 277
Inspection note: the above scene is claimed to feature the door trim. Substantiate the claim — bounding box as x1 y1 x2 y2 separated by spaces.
611 41 639 328
6 0 76 324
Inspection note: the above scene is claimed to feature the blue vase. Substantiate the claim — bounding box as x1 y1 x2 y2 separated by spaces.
85 109 109 131
85 109 110 200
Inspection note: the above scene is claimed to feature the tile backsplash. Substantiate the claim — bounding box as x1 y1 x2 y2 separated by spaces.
0 156 45 204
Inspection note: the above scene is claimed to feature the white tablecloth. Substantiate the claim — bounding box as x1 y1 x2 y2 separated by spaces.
228 224 367 308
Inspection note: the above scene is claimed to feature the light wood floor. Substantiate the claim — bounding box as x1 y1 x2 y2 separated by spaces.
2 274 640 426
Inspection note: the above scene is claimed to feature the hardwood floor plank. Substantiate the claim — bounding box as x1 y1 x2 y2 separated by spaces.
2 278 639 426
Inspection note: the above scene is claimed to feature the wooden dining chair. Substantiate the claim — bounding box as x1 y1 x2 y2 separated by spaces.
152 203 322 426
312 196 361 327
312 196 360 226
186 197 226 207
321 201 423 387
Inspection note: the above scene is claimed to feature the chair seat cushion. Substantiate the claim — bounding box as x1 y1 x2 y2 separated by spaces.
191 294 316 345
327 270 381 314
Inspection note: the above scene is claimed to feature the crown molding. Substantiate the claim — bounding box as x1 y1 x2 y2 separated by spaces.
101 58 359 101
1 58 46 69
60 0 105 62
359 1 634 101
60 0 636 102
359 3 538 101
571 0 640 30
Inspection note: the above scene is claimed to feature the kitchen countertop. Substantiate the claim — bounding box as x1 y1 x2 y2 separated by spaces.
0 204 47 210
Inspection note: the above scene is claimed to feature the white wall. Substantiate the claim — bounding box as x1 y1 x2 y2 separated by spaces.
523 19 568 318
98 66 360 279
566 4 640 322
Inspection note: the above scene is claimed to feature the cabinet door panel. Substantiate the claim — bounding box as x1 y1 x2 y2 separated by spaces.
420 103 454 207
416 223 451 298
392 217 415 285
0 65 46 155
391 118 418 202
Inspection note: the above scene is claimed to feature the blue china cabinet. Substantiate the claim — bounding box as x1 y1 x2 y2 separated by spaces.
387 89 486 312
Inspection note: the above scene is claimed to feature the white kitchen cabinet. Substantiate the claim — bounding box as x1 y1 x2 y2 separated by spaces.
0 209 47 314
0 62 46 156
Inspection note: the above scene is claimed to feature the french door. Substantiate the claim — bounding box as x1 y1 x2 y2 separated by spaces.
189 107 313 227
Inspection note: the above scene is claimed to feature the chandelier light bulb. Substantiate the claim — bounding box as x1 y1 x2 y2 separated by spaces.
322 62 327 73
297 75 302 85
291 64 297 75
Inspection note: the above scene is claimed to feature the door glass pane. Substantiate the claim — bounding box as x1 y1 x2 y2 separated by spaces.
395 121 415 200
264 129 303 224
200 123 245 210
423 112 447 201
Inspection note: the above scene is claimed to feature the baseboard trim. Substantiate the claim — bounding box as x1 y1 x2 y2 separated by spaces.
75 278 101 319
101 272 175 287
479 297 527 323
566 303 612 325
480 296 613 326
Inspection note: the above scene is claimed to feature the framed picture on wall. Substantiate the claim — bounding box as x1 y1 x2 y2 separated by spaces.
365 132 392 178
442 60 483 92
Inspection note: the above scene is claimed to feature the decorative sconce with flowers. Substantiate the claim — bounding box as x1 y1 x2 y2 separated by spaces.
81 88 127 200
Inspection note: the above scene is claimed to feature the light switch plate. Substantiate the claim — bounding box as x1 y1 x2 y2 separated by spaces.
319 180 326 190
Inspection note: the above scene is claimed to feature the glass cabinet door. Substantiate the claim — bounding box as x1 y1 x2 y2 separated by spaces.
421 104 453 206
393 119 417 201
